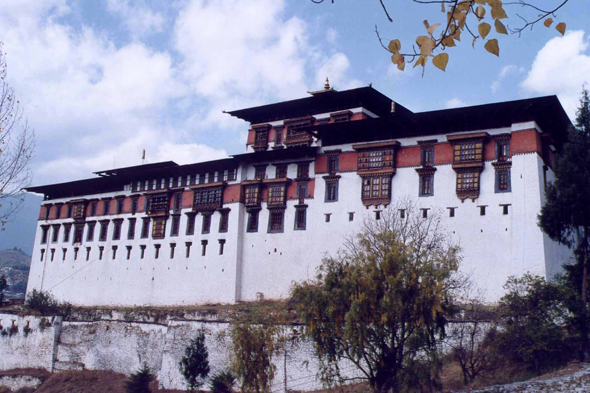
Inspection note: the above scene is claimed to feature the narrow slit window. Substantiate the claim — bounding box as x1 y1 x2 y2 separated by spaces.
480 206 486 216
219 239 226 255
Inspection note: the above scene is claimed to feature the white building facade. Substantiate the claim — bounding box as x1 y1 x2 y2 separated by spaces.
25 86 573 306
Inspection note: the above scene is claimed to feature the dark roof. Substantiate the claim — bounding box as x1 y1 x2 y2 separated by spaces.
225 86 411 124
316 95 571 147
232 146 317 162
26 158 240 200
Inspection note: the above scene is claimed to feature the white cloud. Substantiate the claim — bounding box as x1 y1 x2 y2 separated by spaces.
521 30 590 118
445 97 466 109
315 53 363 90
107 0 164 38
326 28 338 45
491 65 524 93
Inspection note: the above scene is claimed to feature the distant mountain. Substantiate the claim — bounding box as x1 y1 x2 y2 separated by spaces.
0 247 31 299
0 192 43 255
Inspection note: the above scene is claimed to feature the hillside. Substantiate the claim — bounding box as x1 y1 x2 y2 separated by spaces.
0 248 31 299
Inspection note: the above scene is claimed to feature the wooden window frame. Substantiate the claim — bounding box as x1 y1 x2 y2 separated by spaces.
201 212 212 234
268 209 285 233
152 218 166 239
247 209 260 233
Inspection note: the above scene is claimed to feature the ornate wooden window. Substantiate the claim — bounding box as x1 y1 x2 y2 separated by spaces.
324 175 340 203
419 143 435 166
297 162 310 179
274 125 284 146
173 192 182 213
243 185 261 207
330 110 352 123
268 184 287 207
361 175 392 206
456 171 480 194
495 135 511 161
193 187 223 211
285 116 314 146
294 205 307 231
416 167 436 197
358 149 395 170
253 125 270 152
89 202 97 216
127 218 136 240
152 218 166 239
268 210 285 233
493 161 512 193
275 164 288 179
148 195 169 215
73 203 86 220
255 166 266 180
54 204 62 219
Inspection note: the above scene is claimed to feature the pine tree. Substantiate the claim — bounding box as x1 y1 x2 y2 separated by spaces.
0 274 7 304
179 330 210 392
124 363 155 393
538 87 590 361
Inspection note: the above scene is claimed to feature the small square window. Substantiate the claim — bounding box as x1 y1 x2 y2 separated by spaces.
201 240 208 256
219 239 226 255
422 209 429 219
448 207 455 218
375 211 381 220
255 166 266 180
154 244 161 259
399 209 405 219
479 206 486 216
502 204 510 215
325 213 331 223
348 212 354 222
275 165 288 179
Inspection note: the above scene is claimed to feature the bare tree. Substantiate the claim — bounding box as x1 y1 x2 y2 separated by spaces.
0 42 35 228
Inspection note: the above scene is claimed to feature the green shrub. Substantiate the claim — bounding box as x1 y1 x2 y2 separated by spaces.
179 329 210 393
124 363 155 393
209 370 236 393
25 289 72 318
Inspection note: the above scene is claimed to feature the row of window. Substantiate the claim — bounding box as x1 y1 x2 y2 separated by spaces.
40 211 231 245
39 239 226 263
130 169 237 192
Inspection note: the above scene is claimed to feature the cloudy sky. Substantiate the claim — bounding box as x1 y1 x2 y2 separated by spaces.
1 0 589 187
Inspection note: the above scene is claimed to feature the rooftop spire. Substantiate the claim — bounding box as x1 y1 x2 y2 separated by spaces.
324 77 330 90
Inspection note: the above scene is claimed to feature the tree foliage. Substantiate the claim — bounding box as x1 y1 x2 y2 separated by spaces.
291 201 463 393
209 371 236 393
124 363 155 393
0 42 35 227
538 87 590 360
312 0 569 74
229 310 286 393
492 274 572 374
179 329 210 393
25 289 73 318
0 274 7 304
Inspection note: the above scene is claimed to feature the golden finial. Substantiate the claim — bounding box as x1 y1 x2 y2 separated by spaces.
325 77 330 90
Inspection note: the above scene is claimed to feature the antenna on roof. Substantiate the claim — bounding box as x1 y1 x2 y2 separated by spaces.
142 149 146 165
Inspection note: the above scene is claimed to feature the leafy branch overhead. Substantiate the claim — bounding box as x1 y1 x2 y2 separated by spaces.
312 0 569 74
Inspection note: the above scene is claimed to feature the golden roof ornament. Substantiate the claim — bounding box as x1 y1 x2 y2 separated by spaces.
324 77 330 90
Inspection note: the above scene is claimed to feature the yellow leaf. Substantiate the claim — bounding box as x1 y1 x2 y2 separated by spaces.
427 23 441 35
491 2 508 19
433 53 449 71
391 53 404 65
476 5 486 20
398 61 406 71
441 2 445 12
495 19 508 34
416 36 436 56
456 1 470 12
484 38 499 56
478 22 491 39
556 22 566 36
474 0 485 3
388 39 401 53
423 20 430 30
544 18 553 28
472 36 477 48
442 36 456 47
454 28 462 42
